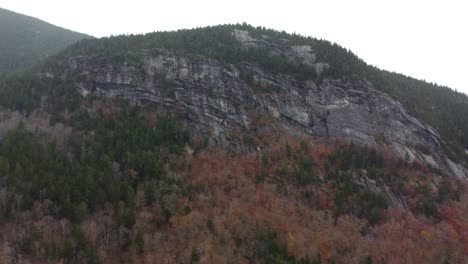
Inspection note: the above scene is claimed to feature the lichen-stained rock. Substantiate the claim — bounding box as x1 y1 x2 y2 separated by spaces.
51 43 467 181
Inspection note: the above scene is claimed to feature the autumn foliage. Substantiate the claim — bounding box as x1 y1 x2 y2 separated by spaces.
0 132 466 263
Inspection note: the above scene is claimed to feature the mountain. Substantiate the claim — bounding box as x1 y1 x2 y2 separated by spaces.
50 25 468 164
0 24 466 263
0 8 91 74
40 26 468 180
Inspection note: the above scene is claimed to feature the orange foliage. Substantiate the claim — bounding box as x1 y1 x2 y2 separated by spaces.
319 242 331 262
3 133 467 263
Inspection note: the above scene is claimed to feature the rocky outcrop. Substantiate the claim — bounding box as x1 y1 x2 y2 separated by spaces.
232 30 328 74
50 33 467 181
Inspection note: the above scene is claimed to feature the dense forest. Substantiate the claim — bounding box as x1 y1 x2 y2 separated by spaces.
0 8 90 73
0 115 465 263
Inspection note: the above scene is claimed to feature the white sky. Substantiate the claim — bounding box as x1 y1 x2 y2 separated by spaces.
1 0 467 95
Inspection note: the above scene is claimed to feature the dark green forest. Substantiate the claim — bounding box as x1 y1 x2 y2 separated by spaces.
0 109 188 224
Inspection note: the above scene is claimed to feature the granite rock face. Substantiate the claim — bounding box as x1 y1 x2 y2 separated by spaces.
51 32 467 181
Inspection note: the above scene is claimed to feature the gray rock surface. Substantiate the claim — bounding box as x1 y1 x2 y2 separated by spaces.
51 35 467 181
232 30 328 74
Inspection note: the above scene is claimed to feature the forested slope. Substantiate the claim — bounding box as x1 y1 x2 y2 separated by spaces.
0 24 466 263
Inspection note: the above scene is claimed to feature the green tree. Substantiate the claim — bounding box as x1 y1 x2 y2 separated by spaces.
136 228 145 254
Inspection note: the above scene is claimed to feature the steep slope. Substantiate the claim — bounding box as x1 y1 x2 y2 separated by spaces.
38 26 467 180
42 24 468 166
0 7 91 73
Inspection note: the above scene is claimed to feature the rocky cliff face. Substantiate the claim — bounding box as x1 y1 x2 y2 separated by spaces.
49 30 467 181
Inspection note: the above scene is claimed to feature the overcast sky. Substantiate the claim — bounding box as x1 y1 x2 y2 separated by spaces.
1 0 467 95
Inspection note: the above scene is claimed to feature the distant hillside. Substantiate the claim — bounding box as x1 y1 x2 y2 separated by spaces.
0 7 91 73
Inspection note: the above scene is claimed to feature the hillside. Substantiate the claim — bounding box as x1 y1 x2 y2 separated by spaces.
0 24 466 263
0 8 91 74
47 24 468 165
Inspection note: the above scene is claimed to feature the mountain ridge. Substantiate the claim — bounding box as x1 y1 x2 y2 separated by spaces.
0 7 91 74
